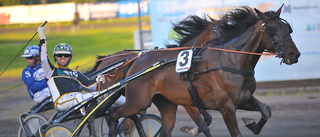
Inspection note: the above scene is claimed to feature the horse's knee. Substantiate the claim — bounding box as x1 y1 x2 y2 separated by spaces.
200 109 212 126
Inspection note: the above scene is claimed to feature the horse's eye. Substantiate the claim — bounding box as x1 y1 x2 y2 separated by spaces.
266 26 276 36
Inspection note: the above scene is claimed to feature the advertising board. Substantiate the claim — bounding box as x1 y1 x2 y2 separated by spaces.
149 0 320 81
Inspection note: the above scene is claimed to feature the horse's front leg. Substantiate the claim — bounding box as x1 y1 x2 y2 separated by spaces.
181 106 212 137
239 95 272 135
199 108 212 126
220 99 242 137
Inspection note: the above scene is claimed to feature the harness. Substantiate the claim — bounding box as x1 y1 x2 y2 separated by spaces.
180 48 206 109
181 46 255 109
192 46 255 77
261 16 293 64
182 16 293 109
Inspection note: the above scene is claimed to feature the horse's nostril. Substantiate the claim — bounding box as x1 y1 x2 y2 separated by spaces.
290 52 301 59
290 53 295 57
289 53 297 58
296 52 301 58
288 52 300 64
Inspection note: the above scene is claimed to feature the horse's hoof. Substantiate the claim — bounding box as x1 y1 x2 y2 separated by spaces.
180 126 200 136
242 118 255 125
242 118 260 135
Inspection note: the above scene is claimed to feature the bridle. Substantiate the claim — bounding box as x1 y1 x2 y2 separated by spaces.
261 16 293 59
199 17 293 57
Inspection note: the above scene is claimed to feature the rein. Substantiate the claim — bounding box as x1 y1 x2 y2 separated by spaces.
73 52 137 70
80 17 285 77
151 46 276 56
113 46 276 75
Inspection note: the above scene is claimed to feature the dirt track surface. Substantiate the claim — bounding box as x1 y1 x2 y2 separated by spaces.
0 78 319 137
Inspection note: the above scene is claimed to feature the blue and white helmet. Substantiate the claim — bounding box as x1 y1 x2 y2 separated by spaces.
22 45 39 57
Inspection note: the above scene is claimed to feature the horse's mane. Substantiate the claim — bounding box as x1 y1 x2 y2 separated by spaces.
264 10 279 18
218 6 259 38
166 44 180 48
168 6 260 47
172 15 211 46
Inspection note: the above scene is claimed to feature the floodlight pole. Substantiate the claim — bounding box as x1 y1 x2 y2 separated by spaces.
137 0 144 50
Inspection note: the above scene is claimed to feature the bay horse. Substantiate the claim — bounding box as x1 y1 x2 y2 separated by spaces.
87 50 213 136
107 5 300 137
169 10 260 136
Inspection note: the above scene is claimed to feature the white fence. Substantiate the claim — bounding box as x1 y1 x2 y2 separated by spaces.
0 2 76 24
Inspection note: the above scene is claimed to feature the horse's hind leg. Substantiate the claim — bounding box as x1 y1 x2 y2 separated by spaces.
239 96 272 135
182 106 212 137
152 95 178 137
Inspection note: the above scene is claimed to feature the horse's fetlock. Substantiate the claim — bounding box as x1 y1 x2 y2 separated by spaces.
264 105 272 119
255 102 272 120
260 104 271 120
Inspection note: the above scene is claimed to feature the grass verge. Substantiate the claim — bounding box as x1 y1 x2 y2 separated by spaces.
0 17 150 77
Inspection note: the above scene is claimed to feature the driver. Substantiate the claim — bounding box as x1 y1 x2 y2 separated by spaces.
37 26 105 116
21 45 51 104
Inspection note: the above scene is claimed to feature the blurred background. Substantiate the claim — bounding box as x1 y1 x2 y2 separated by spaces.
0 0 319 136
0 0 319 81
0 0 151 77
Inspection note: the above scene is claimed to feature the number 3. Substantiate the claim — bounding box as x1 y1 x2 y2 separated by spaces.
175 49 193 73
179 51 189 66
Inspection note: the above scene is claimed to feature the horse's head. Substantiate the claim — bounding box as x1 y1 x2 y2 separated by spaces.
255 4 300 65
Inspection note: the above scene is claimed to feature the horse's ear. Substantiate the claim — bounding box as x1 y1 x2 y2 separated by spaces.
207 15 217 23
276 4 284 16
254 8 267 21
222 14 228 22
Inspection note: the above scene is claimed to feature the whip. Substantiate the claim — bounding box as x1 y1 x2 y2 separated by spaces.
0 21 47 77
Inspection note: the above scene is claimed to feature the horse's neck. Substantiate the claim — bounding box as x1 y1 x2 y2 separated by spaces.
181 26 212 47
195 26 212 46
222 21 264 70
